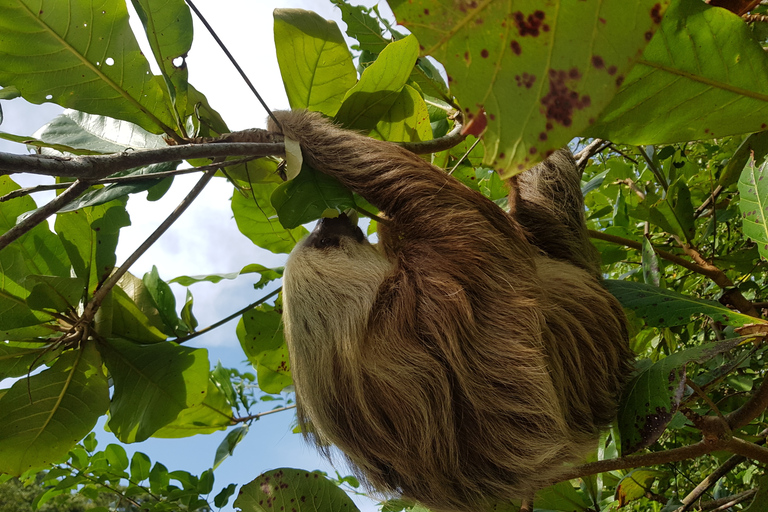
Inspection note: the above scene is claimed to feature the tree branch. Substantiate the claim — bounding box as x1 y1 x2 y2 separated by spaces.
0 179 92 251
233 404 297 423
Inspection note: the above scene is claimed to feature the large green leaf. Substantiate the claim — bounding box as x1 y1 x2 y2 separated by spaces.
590 0 768 144
334 35 419 132
234 468 360 512
232 183 308 254
738 158 768 259
236 303 292 394
390 0 665 176
270 165 356 229
152 377 233 438
0 341 109 476
95 273 169 343
371 84 433 143
54 199 130 295
604 280 758 328
331 0 389 54
0 341 59 380
274 8 357 117
618 339 743 453
100 337 209 443
130 0 193 121
0 0 177 135
0 176 69 329
25 275 82 313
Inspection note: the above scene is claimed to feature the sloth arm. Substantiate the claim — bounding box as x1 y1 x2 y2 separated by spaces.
270 110 535 265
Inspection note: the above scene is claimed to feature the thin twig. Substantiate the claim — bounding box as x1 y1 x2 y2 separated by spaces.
0 179 91 251
637 145 668 192
700 489 757 511
693 185 725 219
175 288 282 344
184 0 281 130
234 404 297 423
81 169 217 322
447 137 481 176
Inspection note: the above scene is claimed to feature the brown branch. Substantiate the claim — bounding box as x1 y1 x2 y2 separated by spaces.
81 169 216 324
693 185 724 219
723 436 768 463
725 377 768 429
573 138 606 169
698 489 757 510
0 143 285 179
558 440 725 481
0 179 92 251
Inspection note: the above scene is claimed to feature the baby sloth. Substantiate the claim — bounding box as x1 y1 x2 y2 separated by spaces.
269 110 634 512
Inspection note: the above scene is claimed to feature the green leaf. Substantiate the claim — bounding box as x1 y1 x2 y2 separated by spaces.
149 462 170 495
100 337 209 443
170 264 283 289
618 339 743 453
390 0 665 176
604 280 758 328
236 303 292 394
232 182 309 254
0 341 109 476
646 179 695 242
371 84 433 143
590 0 768 144
25 275 82 313
271 164 356 229
234 468 361 512
130 0 193 121
0 176 70 329
130 452 152 483
641 237 660 287
533 481 590 510
213 425 248 470
274 9 357 117
0 0 177 134
214 483 237 508
615 469 667 507
738 159 768 259
719 132 768 188
330 0 388 54
334 35 419 132
143 266 186 337
96 273 168 343
54 199 130 294
105 444 129 472
0 341 58 380
152 377 233 438
181 288 198 332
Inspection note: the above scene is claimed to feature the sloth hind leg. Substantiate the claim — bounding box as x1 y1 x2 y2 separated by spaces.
511 150 601 277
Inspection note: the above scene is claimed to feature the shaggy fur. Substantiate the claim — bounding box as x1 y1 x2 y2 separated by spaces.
270 110 634 512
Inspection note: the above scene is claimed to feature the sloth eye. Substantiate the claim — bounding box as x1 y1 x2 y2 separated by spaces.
317 237 340 248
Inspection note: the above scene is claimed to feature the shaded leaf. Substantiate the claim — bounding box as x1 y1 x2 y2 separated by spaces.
234 468 360 512
213 425 248 470
0 341 109 475
604 280 758 327
143 266 187 337
641 237 661 287
25 275 82 313
372 84 433 143
0 341 58 380
100 337 209 443
152 377 233 438
274 9 357 117
170 264 283 289
271 164 356 229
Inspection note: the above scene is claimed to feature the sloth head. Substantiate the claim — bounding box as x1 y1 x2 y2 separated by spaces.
281 214 394 378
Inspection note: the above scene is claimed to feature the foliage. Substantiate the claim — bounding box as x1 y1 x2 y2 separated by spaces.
1 0 768 511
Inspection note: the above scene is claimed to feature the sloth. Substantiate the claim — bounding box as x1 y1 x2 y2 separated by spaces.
268 110 634 512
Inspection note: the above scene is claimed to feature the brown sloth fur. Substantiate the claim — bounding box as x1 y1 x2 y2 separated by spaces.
268 110 634 512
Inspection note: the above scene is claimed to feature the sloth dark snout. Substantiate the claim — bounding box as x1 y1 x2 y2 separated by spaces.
306 214 366 249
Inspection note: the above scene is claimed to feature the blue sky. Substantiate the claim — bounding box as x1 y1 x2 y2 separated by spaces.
0 1 395 510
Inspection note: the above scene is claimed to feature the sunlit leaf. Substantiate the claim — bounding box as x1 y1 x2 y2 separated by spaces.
213 425 248 470
234 468 360 512
152 377 233 438
170 264 282 288
100 337 209 442
335 35 419 131
738 159 768 259
615 469 667 507
372 84 432 143
274 9 357 117
232 182 309 254
0 0 176 134
390 0 665 175
591 0 768 144
236 303 292 394
0 341 109 475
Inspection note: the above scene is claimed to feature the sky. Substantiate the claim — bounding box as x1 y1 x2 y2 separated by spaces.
0 1 396 510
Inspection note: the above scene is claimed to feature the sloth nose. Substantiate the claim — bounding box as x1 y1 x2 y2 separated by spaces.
309 214 365 246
